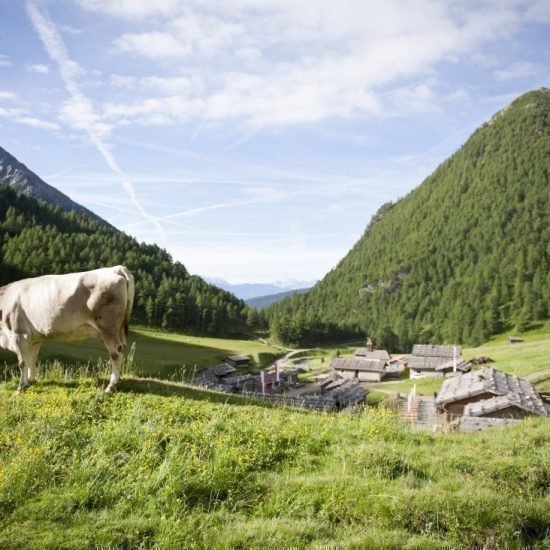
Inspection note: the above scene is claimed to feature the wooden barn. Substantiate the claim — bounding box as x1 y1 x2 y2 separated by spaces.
329 357 386 382
408 344 471 378
435 367 548 420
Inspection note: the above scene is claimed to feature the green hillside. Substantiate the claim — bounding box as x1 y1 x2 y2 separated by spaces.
0 368 548 548
267 89 550 348
0 185 250 336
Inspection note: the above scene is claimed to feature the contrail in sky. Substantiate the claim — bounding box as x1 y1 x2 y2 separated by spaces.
25 0 166 243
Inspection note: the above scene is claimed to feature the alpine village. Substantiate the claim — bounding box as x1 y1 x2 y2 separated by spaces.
1 85 549 548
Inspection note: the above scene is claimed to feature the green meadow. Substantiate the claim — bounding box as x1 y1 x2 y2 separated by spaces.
0 365 548 549
0 327 284 381
0 325 548 548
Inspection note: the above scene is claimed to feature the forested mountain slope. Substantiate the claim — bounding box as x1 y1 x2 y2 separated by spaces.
0 146 111 228
267 89 550 348
0 186 249 336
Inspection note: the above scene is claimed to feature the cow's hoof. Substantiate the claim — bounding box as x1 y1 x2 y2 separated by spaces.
105 385 117 394
17 385 28 393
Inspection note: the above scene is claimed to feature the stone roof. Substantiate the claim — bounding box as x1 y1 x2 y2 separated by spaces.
330 382 368 406
408 356 450 370
226 355 251 363
463 392 548 417
412 344 461 358
354 348 390 361
435 359 472 373
212 364 237 377
436 367 543 407
329 357 386 372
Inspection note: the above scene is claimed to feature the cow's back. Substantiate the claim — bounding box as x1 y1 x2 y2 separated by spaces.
2 267 130 341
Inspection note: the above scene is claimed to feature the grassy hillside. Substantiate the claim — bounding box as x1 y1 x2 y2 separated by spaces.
0 328 283 380
267 89 550 348
0 366 548 549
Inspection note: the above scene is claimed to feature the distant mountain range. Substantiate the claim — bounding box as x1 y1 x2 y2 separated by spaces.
0 145 112 229
245 288 311 309
205 277 316 300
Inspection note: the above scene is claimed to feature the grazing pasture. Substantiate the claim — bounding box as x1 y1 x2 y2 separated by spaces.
0 362 548 548
0 324 548 547
0 327 283 381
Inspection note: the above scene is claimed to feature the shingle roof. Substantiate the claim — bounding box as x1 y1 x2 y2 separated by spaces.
329 357 385 372
463 392 548 417
226 355 250 362
434 359 472 373
412 344 461 358
212 364 237 376
408 356 450 370
436 367 543 407
354 348 391 361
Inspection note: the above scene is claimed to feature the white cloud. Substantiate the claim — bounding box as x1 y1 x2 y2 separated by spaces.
110 74 195 95
493 61 542 81
0 106 60 130
27 63 49 73
0 90 18 101
78 0 182 19
389 83 439 113
13 115 60 130
59 24 83 35
234 47 262 63
0 54 11 68
115 31 189 59
0 88 59 129
72 0 543 131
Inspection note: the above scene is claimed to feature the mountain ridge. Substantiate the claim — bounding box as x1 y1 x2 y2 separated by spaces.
266 88 550 348
0 145 113 229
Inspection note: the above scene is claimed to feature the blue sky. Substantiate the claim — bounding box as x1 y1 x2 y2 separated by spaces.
0 0 549 283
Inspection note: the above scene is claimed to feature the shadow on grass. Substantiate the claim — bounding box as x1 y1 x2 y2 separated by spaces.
3 330 243 381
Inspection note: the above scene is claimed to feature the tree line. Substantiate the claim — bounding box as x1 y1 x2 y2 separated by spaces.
0 186 259 336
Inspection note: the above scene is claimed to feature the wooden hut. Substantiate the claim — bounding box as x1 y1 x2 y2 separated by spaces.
329 357 386 382
408 344 470 378
435 367 548 419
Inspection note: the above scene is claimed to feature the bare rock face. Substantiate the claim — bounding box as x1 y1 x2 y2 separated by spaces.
0 145 113 229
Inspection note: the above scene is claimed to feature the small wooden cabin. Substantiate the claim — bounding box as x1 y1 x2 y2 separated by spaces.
408 344 470 378
329 357 386 382
435 367 548 420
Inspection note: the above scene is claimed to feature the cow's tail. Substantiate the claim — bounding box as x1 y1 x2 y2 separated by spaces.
114 266 135 336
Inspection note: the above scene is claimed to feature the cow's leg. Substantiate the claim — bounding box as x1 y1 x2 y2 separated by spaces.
14 336 31 392
27 343 41 384
101 333 124 393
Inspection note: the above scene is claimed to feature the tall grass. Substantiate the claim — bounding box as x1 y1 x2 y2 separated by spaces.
0 360 548 549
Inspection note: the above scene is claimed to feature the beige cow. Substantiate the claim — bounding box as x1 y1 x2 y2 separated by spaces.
0 266 134 392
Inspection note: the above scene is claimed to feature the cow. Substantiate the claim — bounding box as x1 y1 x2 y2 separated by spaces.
0 265 134 393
